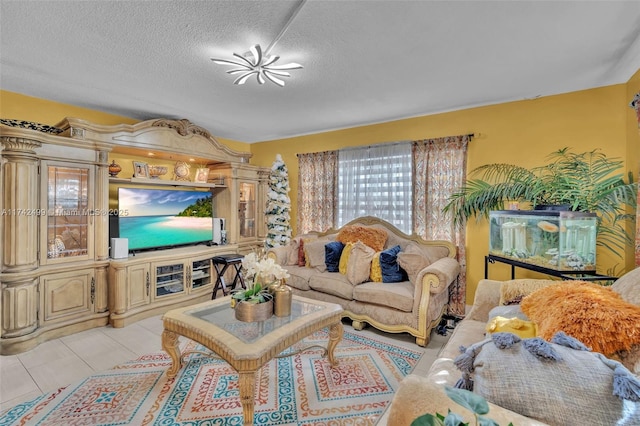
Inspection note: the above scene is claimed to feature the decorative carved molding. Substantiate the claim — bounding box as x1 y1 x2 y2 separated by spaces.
0 136 42 153
0 118 64 134
97 151 108 163
151 118 211 138
70 127 85 139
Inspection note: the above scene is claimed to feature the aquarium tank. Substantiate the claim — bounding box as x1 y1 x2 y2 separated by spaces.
489 210 597 271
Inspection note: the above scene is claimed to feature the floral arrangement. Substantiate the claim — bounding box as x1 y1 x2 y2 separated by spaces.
232 251 290 304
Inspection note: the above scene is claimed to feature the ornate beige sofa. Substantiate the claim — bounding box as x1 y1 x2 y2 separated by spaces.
379 271 640 425
266 217 460 346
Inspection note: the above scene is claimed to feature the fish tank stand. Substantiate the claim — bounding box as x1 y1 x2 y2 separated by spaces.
485 254 616 283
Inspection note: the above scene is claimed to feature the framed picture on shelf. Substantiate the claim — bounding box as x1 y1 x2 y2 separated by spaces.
133 161 149 178
194 167 209 183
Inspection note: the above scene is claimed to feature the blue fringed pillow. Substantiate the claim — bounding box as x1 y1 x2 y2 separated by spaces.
454 332 640 425
379 245 408 283
325 241 345 273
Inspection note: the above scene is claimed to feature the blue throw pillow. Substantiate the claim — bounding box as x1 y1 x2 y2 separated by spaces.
325 241 345 272
380 245 408 283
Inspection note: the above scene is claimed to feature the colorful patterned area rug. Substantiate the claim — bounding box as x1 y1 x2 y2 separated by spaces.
1 329 423 425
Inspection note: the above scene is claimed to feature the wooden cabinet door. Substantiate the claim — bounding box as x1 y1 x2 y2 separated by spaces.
128 263 151 309
190 257 212 293
41 161 95 264
41 269 93 323
238 181 257 239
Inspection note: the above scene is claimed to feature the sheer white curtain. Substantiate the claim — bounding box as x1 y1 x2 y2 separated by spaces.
337 142 413 233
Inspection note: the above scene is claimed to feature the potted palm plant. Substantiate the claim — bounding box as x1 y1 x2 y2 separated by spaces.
443 147 637 256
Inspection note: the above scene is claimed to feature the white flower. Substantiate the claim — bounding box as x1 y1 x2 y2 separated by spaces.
241 251 290 285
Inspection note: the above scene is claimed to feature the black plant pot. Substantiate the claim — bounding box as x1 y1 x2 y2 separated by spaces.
534 204 571 211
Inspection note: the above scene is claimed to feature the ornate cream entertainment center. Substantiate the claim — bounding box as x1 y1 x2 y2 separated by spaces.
0 117 268 354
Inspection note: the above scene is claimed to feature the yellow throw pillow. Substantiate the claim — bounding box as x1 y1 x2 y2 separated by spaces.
370 252 382 282
485 316 537 339
338 243 354 275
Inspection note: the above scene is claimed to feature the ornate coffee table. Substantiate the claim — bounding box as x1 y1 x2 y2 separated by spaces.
161 295 344 426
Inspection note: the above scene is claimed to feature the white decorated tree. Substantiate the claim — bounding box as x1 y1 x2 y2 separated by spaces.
265 154 292 249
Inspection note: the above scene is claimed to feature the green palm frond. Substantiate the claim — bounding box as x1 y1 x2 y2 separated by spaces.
443 147 637 258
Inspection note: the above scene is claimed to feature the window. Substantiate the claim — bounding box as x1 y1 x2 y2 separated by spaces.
337 142 413 233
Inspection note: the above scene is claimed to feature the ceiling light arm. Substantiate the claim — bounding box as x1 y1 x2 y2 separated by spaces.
264 0 308 56
212 0 306 86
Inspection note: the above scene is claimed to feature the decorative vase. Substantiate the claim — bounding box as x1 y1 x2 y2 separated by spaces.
234 299 273 322
267 281 281 294
273 281 292 317
148 165 168 179
108 160 122 177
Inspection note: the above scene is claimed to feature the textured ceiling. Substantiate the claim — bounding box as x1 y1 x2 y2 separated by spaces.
2 1 640 143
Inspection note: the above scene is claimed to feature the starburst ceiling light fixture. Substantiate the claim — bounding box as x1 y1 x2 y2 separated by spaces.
212 44 302 87
211 0 307 87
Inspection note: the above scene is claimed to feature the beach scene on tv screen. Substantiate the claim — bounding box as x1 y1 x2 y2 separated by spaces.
118 188 213 250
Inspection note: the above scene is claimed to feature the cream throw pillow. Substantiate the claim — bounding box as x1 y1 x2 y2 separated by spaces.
304 239 328 272
611 267 640 306
397 242 432 284
286 239 300 265
346 241 375 285
498 279 556 305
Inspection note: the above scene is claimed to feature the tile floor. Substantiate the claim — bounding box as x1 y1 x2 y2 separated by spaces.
0 315 451 413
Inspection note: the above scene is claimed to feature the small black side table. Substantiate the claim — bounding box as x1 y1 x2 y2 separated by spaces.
211 254 246 299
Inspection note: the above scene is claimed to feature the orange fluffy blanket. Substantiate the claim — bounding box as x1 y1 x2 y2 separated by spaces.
521 281 640 356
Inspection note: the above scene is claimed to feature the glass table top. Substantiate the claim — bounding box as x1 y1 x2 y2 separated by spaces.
185 298 326 344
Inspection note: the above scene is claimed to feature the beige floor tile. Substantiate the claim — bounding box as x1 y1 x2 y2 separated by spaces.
16 339 77 370
60 331 138 371
27 355 94 394
1 389 43 413
99 324 163 356
0 356 39 407
136 315 165 334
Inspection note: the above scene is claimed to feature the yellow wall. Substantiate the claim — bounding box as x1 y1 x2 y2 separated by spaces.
251 81 640 302
0 90 139 127
0 90 249 153
3 72 640 304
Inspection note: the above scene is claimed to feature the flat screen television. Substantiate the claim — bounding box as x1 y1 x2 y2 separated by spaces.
114 187 213 252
